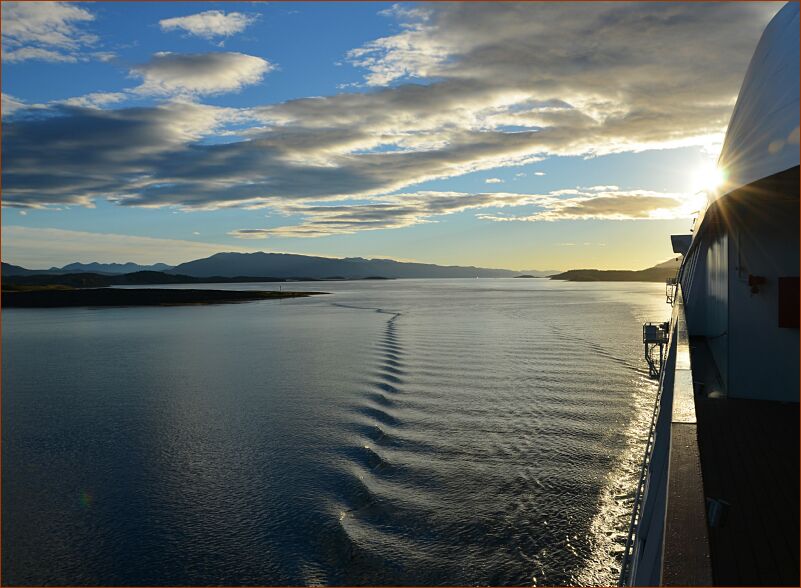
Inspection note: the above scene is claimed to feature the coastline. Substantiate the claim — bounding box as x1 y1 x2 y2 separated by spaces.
549 268 676 282
2 288 326 308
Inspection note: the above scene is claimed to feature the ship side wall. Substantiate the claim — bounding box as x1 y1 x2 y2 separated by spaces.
684 166 800 401
725 167 800 401
681 237 707 336
706 231 730 392
680 221 728 390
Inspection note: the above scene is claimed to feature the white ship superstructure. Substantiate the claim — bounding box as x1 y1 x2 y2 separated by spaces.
621 3 799 585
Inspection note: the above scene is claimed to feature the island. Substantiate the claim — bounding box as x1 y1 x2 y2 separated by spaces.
2 287 325 308
549 258 680 282
1 269 392 288
3 270 288 288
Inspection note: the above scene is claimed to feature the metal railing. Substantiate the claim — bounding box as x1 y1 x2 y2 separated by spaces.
617 359 667 585
619 307 677 585
666 277 678 305
643 322 670 378
619 285 712 586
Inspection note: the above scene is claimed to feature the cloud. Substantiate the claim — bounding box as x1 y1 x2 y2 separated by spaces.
92 51 117 63
378 3 432 23
4 90 127 118
159 10 257 39
230 191 541 238
485 178 504 184
1 2 781 217
3 46 78 63
1 226 257 268
2 93 28 117
345 2 781 155
543 193 683 220
534 172 545 176
4 47 116 65
2 102 248 208
476 186 696 222
60 91 128 108
4 51 269 114
131 52 273 97
1 1 95 48
2 100 549 209
228 186 696 239
346 22 449 86
1 1 98 63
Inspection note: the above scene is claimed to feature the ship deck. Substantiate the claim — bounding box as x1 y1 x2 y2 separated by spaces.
690 337 800 586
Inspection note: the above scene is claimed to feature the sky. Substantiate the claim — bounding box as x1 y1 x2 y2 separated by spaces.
1 1 783 270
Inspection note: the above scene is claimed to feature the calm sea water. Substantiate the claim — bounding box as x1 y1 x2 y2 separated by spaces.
3 278 668 586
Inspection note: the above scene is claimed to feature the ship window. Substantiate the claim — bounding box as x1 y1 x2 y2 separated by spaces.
778 277 799 328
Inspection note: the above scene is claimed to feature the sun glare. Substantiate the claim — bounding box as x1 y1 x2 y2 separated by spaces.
692 161 727 194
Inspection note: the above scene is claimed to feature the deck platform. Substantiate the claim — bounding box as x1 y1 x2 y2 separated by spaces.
691 337 799 586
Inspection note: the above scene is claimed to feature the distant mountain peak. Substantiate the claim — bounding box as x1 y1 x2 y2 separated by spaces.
49 262 173 274
169 251 533 279
651 257 682 270
3 253 559 280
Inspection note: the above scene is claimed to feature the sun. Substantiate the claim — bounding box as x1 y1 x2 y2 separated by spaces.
692 161 727 194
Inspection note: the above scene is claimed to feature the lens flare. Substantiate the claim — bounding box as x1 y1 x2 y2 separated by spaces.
692 161 727 193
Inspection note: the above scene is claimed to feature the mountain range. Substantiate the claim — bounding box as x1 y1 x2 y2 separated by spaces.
53 262 173 274
2 261 173 276
167 252 549 279
2 251 675 281
0 253 558 279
